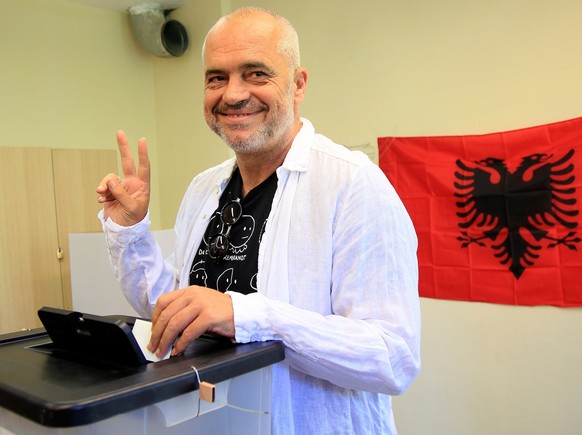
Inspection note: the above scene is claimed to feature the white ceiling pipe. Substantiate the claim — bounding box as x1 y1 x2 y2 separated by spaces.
128 4 189 57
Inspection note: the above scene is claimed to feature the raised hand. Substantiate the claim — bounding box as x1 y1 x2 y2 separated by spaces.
147 286 235 358
96 131 151 226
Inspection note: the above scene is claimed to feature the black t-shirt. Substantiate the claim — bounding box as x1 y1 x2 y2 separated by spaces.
189 168 278 294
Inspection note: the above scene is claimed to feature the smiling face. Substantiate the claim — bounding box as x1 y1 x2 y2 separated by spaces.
203 11 306 156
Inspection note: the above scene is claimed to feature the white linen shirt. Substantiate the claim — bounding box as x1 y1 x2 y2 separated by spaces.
100 118 421 434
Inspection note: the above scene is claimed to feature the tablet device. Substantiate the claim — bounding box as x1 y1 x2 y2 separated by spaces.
37 307 147 367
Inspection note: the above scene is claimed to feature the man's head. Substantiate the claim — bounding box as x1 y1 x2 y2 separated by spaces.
202 7 307 156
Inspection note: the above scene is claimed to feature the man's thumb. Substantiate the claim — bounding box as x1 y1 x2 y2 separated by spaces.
107 178 130 205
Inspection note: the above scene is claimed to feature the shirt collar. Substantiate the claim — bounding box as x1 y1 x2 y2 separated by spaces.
280 117 313 173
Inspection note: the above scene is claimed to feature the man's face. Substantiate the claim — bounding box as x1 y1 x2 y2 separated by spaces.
203 18 300 155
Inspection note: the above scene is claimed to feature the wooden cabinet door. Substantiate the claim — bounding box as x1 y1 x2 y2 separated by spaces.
52 149 118 310
0 148 63 333
0 148 118 334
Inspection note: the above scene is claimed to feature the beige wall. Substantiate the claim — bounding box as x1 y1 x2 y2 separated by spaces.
1 0 161 227
152 0 232 229
2 0 582 434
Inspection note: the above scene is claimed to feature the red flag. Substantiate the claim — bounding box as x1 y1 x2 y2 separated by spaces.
379 118 582 307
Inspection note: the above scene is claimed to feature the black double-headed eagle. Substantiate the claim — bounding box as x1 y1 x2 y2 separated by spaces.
454 149 580 278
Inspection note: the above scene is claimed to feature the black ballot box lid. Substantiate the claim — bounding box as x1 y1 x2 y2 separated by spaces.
0 317 284 428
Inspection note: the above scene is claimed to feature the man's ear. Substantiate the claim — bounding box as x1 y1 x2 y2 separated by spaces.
293 68 308 104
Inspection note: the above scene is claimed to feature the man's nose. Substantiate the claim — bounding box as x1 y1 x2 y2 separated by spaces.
223 77 250 104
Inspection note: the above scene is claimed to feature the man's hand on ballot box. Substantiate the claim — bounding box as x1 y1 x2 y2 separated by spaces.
148 286 235 358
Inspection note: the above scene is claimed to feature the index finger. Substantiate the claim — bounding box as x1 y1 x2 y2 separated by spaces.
116 130 137 178
149 291 188 355
151 289 180 326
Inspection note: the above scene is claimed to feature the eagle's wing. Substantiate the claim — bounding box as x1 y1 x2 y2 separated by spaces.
454 159 507 236
549 149 578 228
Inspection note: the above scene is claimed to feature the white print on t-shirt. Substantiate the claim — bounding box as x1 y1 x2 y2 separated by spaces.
190 260 208 287
231 215 255 254
203 213 222 246
217 268 237 292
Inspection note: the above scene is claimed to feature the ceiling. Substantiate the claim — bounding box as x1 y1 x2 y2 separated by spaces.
67 0 187 11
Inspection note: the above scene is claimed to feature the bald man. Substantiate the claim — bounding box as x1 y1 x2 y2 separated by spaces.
97 7 420 434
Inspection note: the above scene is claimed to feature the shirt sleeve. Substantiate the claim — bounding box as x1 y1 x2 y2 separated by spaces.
229 163 421 396
98 210 178 317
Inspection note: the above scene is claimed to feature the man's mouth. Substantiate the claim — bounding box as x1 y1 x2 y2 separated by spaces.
214 101 267 120
217 110 264 125
224 112 257 118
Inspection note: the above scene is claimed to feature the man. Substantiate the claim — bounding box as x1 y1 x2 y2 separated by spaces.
97 6 420 434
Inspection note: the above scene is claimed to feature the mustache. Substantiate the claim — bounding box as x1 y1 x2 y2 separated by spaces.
213 99 268 114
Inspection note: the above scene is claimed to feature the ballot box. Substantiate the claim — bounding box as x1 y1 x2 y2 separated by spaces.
0 311 284 435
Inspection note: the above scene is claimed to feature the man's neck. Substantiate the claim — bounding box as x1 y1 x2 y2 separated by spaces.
237 144 289 197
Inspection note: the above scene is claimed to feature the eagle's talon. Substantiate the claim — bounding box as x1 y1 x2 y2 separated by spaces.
458 232 487 247
547 232 580 250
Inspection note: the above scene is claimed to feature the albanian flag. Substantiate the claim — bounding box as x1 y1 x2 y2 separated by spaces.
379 117 582 307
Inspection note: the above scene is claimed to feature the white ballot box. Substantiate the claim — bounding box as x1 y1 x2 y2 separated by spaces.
0 324 284 435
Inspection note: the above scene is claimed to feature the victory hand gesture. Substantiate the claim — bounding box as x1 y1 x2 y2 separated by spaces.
96 131 151 227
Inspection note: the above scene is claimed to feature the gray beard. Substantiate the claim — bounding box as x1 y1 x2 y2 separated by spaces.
207 82 297 154
212 106 295 154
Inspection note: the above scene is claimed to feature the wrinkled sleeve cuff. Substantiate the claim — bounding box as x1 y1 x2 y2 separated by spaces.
98 209 151 246
227 291 279 344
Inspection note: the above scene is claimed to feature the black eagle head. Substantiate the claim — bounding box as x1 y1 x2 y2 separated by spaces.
519 153 552 168
474 157 507 185
476 157 505 168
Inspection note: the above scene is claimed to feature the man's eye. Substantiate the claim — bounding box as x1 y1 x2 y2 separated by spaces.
207 76 226 83
249 71 268 79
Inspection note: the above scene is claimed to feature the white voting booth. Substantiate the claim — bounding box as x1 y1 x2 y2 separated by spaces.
69 230 177 317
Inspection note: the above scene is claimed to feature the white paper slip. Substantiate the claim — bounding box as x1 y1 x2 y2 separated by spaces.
132 318 171 362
